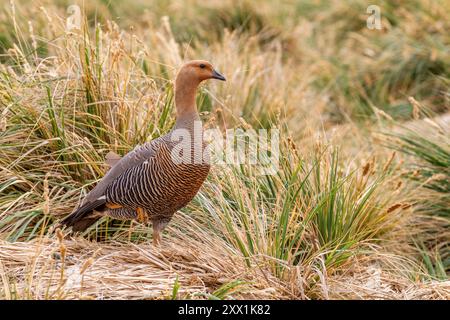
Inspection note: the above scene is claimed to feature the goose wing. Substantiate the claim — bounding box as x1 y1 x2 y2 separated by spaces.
81 139 163 206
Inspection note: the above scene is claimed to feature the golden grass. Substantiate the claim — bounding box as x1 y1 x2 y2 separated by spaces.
0 0 449 299
1 235 448 300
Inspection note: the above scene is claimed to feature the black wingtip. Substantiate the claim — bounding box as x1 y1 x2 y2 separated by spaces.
60 198 107 229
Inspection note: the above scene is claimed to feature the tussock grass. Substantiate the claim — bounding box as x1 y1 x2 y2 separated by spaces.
0 0 449 299
382 110 450 280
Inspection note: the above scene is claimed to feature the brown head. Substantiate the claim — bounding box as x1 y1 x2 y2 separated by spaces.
174 60 226 117
176 60 226 84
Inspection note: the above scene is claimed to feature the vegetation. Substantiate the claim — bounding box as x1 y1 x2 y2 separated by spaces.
0 0 448 299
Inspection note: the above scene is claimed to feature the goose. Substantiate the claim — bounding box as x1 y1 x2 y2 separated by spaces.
61 60 226 245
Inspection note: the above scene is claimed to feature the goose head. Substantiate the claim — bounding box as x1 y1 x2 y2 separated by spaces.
176 60 226 84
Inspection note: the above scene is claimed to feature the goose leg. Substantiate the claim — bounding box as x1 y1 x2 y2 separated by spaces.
152 219 169 246
136 207 148 224
152 226 161 246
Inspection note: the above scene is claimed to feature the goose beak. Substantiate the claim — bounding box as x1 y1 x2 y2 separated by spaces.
211 69 226 81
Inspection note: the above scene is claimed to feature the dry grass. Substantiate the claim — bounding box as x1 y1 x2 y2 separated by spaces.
1 236 448 300
0 0 449 299
0 235 274 299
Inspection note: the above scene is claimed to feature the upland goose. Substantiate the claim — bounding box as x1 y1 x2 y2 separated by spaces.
61 60 226 245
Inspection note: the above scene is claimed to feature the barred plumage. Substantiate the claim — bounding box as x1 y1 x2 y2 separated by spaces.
60 60 226 245
108 207 137 220
105 139 210 218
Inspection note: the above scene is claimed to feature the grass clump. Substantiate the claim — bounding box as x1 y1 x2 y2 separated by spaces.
0 0 448 299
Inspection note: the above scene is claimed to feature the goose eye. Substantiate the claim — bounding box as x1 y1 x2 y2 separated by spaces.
199 64 206 69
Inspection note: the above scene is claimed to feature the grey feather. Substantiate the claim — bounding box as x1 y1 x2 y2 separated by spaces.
80 137 163 206
105 151 122 167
